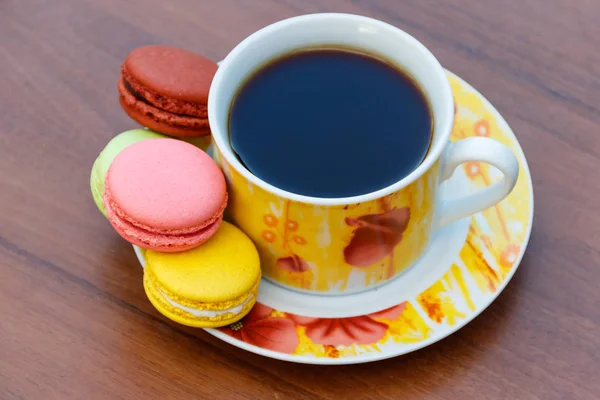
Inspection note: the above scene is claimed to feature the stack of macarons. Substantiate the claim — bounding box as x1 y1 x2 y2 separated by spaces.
90 45 261 329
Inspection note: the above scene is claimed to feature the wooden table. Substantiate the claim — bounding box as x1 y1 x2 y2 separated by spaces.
2 1 599 398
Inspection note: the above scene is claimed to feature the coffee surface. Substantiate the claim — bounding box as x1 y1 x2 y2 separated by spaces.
229 48 432 198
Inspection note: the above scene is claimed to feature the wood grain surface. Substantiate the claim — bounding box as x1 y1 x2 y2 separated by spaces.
1 0 599 399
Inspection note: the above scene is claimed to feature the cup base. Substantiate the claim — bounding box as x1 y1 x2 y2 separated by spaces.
257 164 472 298
254 208 470 318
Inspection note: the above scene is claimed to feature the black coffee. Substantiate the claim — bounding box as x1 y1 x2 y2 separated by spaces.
228 48 432 198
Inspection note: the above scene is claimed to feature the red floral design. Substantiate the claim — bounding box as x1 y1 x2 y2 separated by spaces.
343 208 411 267
289 304 406 346
276 254 310 273
221 304 299 354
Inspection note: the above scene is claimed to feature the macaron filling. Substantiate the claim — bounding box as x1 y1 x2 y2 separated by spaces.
107 185 226 235
105 186 224 250
143 271 260 324
157 285 255 317
122 69 207 118
119 79 210 132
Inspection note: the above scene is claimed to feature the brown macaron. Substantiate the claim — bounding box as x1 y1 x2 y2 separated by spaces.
118 45 218 137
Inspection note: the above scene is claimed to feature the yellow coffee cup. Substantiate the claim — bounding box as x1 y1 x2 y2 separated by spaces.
208 14 519 294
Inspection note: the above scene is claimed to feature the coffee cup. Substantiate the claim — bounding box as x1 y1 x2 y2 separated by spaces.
208 13 519 295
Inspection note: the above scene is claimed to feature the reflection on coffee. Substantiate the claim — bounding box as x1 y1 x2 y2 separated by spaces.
228 48 432 198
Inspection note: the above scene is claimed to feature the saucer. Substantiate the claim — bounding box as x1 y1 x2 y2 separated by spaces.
134 70 533 365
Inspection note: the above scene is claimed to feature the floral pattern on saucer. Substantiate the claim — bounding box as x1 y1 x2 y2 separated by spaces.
206 71 533 361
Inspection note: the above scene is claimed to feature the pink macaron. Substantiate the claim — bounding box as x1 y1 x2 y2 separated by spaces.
104 138 227 252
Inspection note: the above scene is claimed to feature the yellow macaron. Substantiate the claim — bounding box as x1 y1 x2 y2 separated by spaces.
143 221 261 328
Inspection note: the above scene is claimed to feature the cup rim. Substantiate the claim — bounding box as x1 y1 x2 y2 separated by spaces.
208 12 454 206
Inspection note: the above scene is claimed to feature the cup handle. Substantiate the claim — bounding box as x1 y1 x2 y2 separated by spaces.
438 137 519 226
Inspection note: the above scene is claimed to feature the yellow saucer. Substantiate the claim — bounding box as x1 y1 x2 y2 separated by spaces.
143 221 261 328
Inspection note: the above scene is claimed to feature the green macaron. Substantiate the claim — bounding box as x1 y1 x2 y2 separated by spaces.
91 129 166 217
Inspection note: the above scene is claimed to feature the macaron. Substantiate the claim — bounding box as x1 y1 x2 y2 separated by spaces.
143 221 262 328
91 129 166 217
104 138 227 252
118 45 218 137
